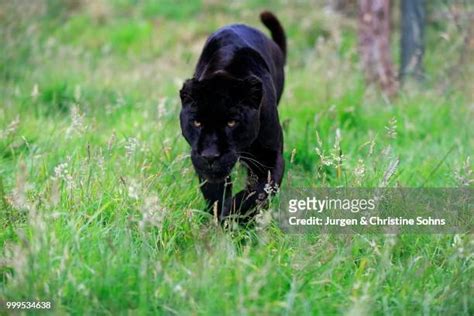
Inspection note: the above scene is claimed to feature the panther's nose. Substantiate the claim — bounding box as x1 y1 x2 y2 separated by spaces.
201 150 220 166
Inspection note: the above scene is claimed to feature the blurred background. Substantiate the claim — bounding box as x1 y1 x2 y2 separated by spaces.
1 0 473 101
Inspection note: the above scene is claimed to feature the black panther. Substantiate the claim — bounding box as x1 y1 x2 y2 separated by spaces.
179 11 286 222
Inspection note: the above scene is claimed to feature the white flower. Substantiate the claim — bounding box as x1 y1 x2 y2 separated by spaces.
0 116 20 139
264 183 279 195
454 157 473 186
53 163 68 179
52 161 75 190
139 195 165 230
128 180 140 200
66 105 86 137
255 210 272 230
125 137 140 158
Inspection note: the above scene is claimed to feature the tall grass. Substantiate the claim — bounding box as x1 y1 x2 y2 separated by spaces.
1 0 473 314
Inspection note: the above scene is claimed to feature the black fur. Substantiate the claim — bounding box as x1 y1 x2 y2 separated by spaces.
179 11 286 222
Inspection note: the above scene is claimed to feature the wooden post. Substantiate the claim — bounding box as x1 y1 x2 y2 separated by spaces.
400 0 425 82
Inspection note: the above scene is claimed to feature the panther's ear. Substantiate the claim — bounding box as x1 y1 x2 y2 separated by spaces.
241 75 263 109
179 78 197 106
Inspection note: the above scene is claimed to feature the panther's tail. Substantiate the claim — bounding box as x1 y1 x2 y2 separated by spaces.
260 11 287 63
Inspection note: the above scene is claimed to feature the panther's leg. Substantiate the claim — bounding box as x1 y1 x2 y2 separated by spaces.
199 176 233 219
222 150 284 221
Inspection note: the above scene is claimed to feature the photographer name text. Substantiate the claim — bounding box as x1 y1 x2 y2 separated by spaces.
287 197 446 227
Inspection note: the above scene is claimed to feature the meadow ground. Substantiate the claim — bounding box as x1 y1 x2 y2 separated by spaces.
0 1 473 314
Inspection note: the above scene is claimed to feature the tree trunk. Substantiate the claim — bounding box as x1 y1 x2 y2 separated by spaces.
358 0 398 97
400 0 425 82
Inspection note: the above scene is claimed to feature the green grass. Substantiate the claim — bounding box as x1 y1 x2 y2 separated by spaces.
0 0 473 314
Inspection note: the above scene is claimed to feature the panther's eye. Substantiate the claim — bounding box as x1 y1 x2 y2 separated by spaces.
193 120 202 128
227 120 237 128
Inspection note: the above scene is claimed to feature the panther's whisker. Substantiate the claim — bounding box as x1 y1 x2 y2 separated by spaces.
239 156 267 172
239 155 271 169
